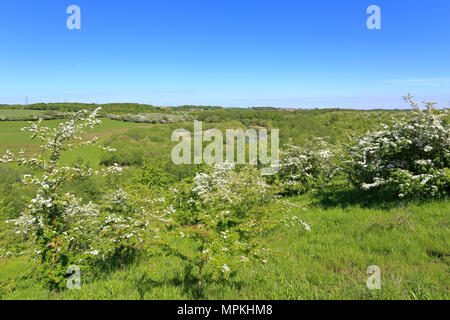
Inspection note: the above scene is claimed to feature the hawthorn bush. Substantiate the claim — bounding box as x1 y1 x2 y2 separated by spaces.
0 109 156 289
271 138 341 195
158 162 310 292
346 94 450 198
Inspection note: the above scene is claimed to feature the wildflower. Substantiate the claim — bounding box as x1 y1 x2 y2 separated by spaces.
221 265 231 273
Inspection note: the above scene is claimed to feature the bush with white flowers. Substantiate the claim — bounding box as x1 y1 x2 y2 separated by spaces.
162 162 310 292
0 109 155 289
273 137 341 194
347 94 449 198
62 190 159 269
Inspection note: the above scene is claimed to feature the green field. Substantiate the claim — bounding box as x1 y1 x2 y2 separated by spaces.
0 108 448 300
0 109 44 118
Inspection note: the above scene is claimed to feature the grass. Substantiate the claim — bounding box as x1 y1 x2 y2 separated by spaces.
1 187 448 300
0 109 44 118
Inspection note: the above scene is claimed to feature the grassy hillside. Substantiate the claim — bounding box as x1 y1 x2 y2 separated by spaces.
0 107 448 300
1 185 448 299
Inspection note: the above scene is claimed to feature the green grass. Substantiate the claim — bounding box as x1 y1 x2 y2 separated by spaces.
0 109 44 118
1 188 448 300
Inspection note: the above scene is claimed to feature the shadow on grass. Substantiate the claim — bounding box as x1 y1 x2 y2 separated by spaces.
135 263 245 300
89 248 141 280
312 185 424 210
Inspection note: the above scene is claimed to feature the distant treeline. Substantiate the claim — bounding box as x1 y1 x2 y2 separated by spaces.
0 103 303 114
0 103 226 114
0 103 163 114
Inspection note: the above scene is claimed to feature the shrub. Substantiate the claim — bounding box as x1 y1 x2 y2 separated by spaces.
137 161 175 188
346 94 450 198
0 109 141 289
272 138 341 194
59 189 159 271
161 162 310 292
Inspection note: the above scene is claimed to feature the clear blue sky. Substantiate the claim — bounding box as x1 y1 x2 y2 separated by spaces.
0 0 449 108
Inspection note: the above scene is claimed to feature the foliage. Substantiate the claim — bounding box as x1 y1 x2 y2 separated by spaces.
137 161 175 188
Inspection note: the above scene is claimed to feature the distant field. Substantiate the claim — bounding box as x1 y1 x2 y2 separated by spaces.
0 109 44 118
0 118 154 168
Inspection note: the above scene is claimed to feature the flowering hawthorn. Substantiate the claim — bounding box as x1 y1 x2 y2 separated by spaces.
346 94 449 198
273 138 341 194
0 108 127 289
159 162 310 291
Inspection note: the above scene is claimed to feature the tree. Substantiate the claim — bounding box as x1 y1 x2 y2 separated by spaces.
1 108 123 289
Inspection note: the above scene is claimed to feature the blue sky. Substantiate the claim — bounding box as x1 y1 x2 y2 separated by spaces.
0 0 449 108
